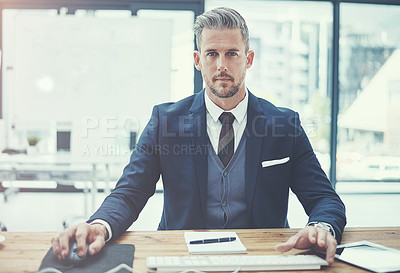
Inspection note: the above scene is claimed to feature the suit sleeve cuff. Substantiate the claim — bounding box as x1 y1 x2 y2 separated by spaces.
90 219 112 242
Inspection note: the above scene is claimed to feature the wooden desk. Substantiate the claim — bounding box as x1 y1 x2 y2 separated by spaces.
0 227 399 273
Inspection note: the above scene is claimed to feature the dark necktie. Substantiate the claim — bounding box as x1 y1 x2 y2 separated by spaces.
218 112 235 167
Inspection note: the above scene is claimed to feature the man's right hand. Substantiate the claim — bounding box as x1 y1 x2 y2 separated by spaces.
51 222 108 261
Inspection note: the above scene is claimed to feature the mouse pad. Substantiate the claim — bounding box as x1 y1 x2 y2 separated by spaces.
38 243 135 273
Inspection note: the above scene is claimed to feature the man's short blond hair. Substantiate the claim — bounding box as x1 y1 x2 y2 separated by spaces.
193 7 250 53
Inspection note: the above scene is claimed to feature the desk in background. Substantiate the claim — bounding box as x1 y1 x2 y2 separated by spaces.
0 227 399 273
0 154 128 218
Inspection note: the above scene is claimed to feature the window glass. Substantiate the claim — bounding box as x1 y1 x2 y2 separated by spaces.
206 1 333 174
337 4 400 184
2 9 193 165
136 10 194 101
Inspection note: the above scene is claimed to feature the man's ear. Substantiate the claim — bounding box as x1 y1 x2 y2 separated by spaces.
194 51 201 71
246 50 255 69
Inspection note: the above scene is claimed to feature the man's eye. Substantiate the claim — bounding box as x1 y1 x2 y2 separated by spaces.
207 52 217 57
227 52 238 57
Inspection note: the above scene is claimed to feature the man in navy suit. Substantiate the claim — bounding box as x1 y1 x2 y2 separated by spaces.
52 7 346 264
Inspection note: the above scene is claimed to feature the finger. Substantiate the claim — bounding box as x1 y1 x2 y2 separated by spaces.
325 236 337 264
51 236 62 259
275 234 300 252
316 228 327 248
75 223 90 257
308 226 318 245
88 234 106 255
85 224 107 255
59 226 78 258
58 233 71 257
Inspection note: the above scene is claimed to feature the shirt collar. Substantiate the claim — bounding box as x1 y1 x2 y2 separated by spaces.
204 89 248 124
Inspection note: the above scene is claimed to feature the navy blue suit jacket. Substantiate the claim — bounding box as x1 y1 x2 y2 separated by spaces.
89 90 346 242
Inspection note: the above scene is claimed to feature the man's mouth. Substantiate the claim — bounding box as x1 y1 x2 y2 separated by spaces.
216 77 232 82
213 73 234 82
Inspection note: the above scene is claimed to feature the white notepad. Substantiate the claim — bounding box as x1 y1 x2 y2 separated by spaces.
184 231 247 255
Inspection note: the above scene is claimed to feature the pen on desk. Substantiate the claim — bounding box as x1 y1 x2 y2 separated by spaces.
189 237 237 244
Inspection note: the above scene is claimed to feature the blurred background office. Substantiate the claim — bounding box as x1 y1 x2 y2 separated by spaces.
0 0 399 232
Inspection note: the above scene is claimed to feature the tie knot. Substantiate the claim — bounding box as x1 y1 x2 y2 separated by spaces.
219 112 235 125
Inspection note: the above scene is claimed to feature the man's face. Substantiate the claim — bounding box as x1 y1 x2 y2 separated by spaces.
194 28 254 99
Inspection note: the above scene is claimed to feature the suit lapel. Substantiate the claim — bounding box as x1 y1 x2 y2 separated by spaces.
245 92 266 221
189 90 208 222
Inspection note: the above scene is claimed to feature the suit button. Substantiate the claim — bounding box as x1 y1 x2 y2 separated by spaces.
223 171 228 176
222 201 227 206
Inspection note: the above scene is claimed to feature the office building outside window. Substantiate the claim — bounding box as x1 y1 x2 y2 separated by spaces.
337 4 400 186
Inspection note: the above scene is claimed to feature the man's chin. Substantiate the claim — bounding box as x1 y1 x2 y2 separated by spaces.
211 87 238 99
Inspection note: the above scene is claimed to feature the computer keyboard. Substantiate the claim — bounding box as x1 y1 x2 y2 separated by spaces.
147 254 329 272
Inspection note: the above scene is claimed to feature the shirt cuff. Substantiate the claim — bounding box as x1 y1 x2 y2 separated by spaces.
90 219 112 242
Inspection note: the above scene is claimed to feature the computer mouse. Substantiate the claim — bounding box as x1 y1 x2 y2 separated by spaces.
63 239 89 266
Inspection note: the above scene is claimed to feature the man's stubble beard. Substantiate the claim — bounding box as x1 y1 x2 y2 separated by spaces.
204 71 246 99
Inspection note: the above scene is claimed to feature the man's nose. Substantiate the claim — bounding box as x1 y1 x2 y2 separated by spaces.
217 56 228 71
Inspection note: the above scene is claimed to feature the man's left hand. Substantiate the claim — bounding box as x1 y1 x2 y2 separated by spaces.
274 226 337 264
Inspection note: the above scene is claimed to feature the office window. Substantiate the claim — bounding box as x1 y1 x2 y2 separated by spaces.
2 9 194 163
337 4 400 184
136 9 195 100
206 0 333 174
